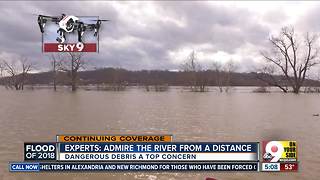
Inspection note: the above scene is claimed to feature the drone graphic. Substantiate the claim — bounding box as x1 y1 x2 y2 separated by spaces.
37 14 109 43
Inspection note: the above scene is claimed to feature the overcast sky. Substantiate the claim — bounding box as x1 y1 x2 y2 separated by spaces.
0 1 320 72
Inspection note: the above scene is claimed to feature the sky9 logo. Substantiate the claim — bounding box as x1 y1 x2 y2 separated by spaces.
263 141 284 162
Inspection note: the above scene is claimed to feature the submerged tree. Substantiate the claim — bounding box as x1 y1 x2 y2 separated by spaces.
1 57 34 90
212 60 237 92
58 52 85 91
0 62 4 78
223 60 236 92
212 61 223 92
260 27 319 93
49 53 64 91
181 51 208 92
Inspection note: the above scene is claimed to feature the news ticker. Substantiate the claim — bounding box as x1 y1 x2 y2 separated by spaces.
9 135 298 172
9 162 259 172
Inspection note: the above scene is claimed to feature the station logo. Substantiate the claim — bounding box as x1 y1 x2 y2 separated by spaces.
262 141 297 162
37 14 109 52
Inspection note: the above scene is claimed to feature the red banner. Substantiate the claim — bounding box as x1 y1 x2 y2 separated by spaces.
43 43 97 52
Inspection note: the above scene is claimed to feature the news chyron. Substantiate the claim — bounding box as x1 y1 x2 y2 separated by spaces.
9 135 298 173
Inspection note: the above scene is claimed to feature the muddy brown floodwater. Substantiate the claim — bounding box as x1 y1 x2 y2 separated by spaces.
0 87 319 180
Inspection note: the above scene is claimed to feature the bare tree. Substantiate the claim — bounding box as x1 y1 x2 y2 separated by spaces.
49 53 64 91
181 51 207 92
256 64 289 93
212 60 237 92
58 52 85 91
0 62 4 77
212 61 223 92
260 26 319 93
52 54 58 91
223 60 236 92
1 57 34 90
0 61 4 86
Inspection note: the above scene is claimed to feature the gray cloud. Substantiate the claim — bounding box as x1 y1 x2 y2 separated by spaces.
0 1 316 72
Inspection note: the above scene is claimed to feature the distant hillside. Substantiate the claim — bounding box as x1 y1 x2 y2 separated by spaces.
2 68 320 87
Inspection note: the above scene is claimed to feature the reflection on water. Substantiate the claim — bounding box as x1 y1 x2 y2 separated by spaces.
0 87 319 180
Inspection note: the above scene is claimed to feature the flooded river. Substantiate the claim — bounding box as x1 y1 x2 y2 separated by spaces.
0 87 319 180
